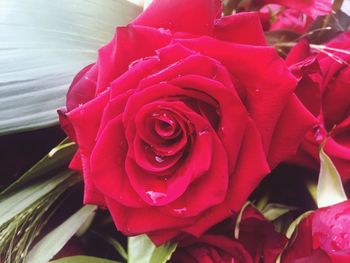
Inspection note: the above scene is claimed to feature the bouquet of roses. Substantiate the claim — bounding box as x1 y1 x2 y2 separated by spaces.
1 0 350 262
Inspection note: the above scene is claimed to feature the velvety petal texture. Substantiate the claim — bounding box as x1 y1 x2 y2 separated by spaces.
282 201 350 262
288 33 350 181
59 0 314 243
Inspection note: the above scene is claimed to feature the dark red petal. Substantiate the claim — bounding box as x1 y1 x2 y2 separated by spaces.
286 39 312 66
322 67 350 128
267 94 316 168
214 12 266 46
225 119 270 211
132 0 222 35
90 116 146 208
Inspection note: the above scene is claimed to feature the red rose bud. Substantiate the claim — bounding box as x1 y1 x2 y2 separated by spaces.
238 206 288 263
287 33 350 181
171 235 253 263
282 200 350 263
59 0 315 244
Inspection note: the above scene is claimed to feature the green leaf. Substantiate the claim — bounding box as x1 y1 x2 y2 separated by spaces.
285 211 314 239
261 203 298 221
0 139 76 196
0 0 141 135
50 256 120 263
91 231 128 261
0 172 73 226
128 235 177 263
234 201 251 239
24 205 97 263
317 147 347 208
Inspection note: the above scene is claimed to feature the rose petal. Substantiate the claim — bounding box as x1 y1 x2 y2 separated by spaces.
132 0 222 35
96 25 172 94
214 12 266 46
175 36 297 157
90 116 146 208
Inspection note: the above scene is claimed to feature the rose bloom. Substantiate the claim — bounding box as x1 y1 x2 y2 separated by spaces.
171 205 286 263
59 0 314 244
287 33 350 181
259 4 314 34
227 0 331 33
170 235 253 263
282 200 350 263
257 0 332 34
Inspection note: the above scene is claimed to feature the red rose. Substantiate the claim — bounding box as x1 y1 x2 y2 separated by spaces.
257 0 331 18
287 33 350 180
282 200 350 263
170 235 253 263
171 204 286 263
253 0 331 34
59 0 315 244
238 206 288 263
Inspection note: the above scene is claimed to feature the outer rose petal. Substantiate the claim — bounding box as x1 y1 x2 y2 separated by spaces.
270 9 313 34
132 0 222 35
213 12 266 45
267 94 316 168
96 26 172 94
66 63 98 111
66 91 110 205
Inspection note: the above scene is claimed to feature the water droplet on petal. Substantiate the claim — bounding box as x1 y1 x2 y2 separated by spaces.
155 155 165 163
198 127 209 136
255 88 260 93
146 191 167 204
218 126 225 136
173 207 187 215
128 58 144 69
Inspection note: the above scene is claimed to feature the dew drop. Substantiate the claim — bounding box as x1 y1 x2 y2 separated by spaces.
155 155 165 163
128 58 144 69
198 127 209 136
314 129 324 142
146 191 167 204
173 207 187 215
255 88 260 93
218 126 225 136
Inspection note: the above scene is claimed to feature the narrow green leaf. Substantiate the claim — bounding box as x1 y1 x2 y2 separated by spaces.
91 231 128 261
50 256 120 263
234 201 251 239
0 0 141 135
285 211 314 239
128 235 177 263
149 242 177 263
317 147 347 208
24 205 98 263
0 139 76 196
261 203 297 221
0 172 73 226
